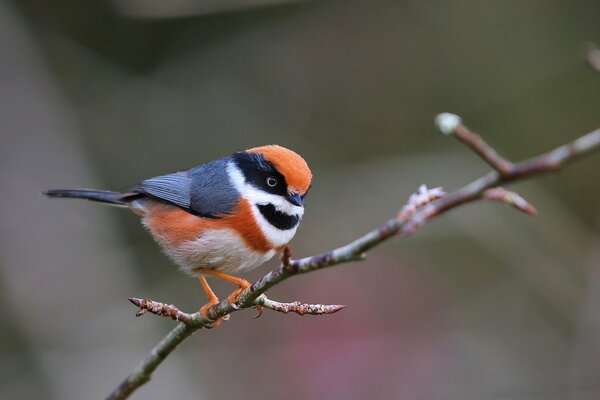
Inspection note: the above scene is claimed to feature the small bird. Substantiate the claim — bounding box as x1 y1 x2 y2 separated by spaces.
45 145 312 321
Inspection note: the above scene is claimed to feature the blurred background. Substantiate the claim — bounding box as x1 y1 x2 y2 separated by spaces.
1 0 600 399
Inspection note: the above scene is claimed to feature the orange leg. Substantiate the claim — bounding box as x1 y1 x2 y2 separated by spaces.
197 268 251 306
198 274 221 326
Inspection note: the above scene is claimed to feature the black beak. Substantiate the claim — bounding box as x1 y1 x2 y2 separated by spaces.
287 192 303 207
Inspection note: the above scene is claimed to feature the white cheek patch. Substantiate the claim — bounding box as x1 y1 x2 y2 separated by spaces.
227 161 303 247
245 189 304 217
250 204 299 247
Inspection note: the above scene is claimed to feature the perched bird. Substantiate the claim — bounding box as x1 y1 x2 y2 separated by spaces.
45 145 312 320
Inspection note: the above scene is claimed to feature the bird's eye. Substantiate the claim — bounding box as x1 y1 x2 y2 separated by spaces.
266 177 277 187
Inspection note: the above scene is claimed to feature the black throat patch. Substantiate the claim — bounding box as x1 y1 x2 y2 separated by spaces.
257 204 300 230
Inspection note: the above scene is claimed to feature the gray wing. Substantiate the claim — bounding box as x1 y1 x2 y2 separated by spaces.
135 171 192 209
133 158 239 217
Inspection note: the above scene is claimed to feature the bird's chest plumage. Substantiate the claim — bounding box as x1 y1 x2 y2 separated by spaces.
139 199 295 275
174 228 276 274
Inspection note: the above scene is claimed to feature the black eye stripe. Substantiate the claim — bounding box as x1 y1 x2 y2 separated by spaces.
233 152 288 196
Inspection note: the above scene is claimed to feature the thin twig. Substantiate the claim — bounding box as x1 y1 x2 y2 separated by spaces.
281 244 292 268
108 115 600 400
447 118 514 175
128 298 193 324
256 295 346 315
483 187 538 216
128 295 345 322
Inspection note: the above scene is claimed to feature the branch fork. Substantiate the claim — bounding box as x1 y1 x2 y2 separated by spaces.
129 292 346 325
108 48 600 400
112 116 600 400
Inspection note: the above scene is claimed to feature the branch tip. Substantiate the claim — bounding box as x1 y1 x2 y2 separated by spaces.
483 187 538 216
128 297 141 306
128 297 193 324
435 113 462 135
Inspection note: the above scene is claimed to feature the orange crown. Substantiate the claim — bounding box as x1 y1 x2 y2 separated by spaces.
247 145 312 194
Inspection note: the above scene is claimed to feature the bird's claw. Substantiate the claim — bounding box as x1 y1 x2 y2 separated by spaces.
199 302 222 328
253 305 264 318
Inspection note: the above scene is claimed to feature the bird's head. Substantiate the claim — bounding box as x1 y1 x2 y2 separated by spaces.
228 145 312 235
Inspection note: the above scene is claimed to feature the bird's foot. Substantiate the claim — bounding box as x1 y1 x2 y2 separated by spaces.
225 280 251 307
225 281 265 317
199 299 222 328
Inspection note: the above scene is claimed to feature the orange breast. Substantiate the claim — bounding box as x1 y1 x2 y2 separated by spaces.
142 199 273 253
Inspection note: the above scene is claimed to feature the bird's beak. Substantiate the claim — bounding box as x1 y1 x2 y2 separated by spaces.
287 192 303 207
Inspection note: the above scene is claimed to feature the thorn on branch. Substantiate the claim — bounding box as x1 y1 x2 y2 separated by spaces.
483 187 538 216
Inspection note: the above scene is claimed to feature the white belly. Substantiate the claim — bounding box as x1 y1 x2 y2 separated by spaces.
164 228 276 276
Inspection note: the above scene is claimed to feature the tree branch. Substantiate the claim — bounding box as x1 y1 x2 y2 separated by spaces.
108 113 600 399
128 295 345 321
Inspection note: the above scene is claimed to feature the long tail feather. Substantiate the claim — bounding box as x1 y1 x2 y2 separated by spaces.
44 189 137 206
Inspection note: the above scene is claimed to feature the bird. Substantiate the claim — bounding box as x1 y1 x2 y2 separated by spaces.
45 145 312 322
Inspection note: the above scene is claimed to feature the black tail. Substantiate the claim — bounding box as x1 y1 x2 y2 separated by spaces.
44 189 138 206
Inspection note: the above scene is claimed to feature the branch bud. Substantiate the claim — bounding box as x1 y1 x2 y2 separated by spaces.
435 113 462 135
